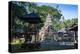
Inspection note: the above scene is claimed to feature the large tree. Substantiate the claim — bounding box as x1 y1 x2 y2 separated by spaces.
10 1 62 32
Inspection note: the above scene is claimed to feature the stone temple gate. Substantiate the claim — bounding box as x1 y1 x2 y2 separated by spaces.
39 14 57 42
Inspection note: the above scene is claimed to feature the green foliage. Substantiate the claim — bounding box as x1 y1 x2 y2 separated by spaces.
64 18 78 28
10 1 28 32
52 18 78 30
10 1 63 32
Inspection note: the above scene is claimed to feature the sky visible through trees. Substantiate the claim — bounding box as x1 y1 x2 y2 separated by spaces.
10 1 78 31
36 2 78 20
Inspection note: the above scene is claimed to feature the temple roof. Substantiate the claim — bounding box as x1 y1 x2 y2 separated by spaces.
20 13 42 23
69 24 78 31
